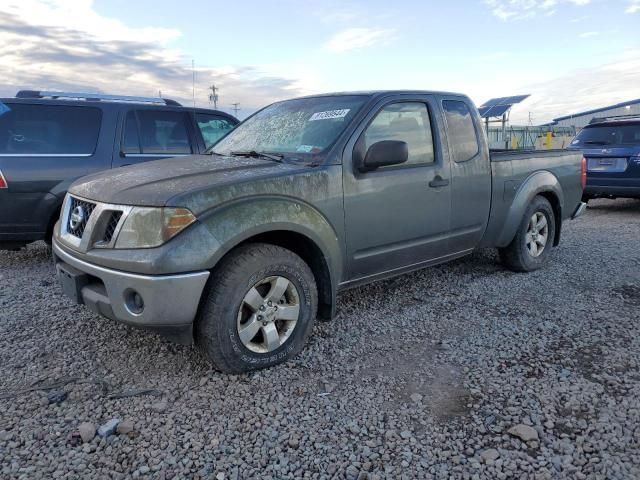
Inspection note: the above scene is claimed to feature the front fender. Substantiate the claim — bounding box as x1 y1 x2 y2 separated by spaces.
200 195 343 288
496 171 564 247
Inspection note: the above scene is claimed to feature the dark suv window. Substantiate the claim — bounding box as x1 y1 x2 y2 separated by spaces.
363 102 435 167
0 103 101 155
123 110 193 155
571 123 640 146
196 114 235 149
442 100 479 163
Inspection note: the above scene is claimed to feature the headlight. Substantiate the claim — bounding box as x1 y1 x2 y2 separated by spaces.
114 207 196 249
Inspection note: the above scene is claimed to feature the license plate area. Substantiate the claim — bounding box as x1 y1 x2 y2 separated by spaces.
56 262 89 304
587 157 628 173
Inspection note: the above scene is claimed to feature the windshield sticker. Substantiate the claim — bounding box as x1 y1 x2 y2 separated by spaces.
309 109 350 121
0 101 10 117
296 145 315 153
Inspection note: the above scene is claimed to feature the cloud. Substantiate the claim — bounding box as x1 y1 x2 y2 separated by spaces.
484 0 590 20
323 28 395 53
0 1 310 117
507 50 640 124
627 0 640 13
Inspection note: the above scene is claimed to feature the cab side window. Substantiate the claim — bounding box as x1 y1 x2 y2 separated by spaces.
363 102 435 167
442 100 479 163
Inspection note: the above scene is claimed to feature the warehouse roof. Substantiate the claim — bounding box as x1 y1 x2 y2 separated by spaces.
553 98 640 122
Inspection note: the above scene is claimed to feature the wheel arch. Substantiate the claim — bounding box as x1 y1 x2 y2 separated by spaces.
497 171 564 247
234 230 334 320
199 198 342 321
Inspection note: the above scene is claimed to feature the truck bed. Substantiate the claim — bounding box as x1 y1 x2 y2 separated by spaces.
479 149 584 248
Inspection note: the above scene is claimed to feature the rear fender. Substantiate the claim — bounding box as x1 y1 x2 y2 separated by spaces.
497 171 564 247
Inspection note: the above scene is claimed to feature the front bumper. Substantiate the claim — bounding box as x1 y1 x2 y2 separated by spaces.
52 238 209 343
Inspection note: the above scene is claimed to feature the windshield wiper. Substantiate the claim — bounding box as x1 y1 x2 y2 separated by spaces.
583 140 611 145
230 150 284 163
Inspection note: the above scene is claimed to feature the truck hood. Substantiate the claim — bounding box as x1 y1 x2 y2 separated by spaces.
69 154 308 208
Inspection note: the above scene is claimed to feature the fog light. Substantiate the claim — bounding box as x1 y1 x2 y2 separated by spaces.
125 289 144 315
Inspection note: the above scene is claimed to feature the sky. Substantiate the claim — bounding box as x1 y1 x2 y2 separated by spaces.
1 0 639 123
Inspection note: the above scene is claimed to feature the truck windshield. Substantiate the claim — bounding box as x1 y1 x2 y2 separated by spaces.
210 95 367 160
571 123 640 146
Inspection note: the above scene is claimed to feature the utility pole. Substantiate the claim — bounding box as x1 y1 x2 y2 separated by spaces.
209 84 219 109
192 60 196 109
231 102 240 117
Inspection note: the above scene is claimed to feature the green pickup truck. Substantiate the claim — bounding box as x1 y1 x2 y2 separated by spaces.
53 90 586 372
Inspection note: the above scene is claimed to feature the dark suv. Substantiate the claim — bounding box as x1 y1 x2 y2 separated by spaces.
0 91 238 249
568 117 640 200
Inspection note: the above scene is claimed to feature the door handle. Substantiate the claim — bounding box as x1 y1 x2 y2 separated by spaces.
429 176 449 188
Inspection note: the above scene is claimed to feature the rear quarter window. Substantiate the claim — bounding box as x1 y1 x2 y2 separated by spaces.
442 100 479 163
0 103 101 155
196 114 236 149
572 124 640 146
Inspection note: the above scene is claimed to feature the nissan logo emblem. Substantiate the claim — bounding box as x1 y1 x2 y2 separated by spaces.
69 205 86 231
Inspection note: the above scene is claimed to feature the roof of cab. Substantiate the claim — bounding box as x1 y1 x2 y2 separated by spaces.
290 90 467 100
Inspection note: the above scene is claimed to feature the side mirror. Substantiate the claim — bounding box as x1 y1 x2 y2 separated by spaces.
360 140 408 172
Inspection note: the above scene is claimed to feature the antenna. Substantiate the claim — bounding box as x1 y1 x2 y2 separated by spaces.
231 102 240 117
191 60 196 109
209 84 219 109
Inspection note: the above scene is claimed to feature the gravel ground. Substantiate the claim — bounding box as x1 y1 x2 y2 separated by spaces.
1 198 640 479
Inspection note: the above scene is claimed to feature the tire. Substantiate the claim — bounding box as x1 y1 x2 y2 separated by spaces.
195 243 317 373
499 196 556 273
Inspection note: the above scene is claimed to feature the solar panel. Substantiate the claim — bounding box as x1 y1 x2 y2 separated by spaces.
502 94 529 105
478 94 530 118
481 105 511 118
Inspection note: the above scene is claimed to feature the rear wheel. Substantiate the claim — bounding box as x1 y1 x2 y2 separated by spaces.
195 243 317 373
499 196 556 272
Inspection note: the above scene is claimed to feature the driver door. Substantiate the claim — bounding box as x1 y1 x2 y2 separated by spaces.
342 96 452 282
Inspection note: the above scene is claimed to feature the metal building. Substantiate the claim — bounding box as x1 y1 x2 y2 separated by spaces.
551 99 640 129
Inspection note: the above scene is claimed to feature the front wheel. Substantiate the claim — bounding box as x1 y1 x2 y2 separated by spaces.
195 243 317 373
499 196 556 272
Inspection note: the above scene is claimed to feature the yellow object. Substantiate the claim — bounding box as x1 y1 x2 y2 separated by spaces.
546 131 553 149
511 135 519 150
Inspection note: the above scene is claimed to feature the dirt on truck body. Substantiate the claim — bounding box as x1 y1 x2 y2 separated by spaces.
52 90 586 372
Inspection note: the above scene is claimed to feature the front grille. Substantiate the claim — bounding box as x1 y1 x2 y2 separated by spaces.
67 197 96 239
102 211 123 243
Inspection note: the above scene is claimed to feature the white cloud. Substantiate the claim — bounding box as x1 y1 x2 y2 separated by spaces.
507 50 640 124
3 0 181 44
323 28 395 53
0 0 313 116
627 0 640 13
484 0 590 20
